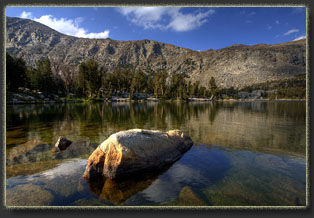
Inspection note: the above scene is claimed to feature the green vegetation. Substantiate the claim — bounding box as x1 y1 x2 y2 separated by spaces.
6 52 306 101
239 74 306 99
6 53 59 95
75 59 104 97
28 58 58 94
209 77 217 99
6 53 28 91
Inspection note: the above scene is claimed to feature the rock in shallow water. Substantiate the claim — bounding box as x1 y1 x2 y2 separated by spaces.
83 129 193 179
54 136 72 151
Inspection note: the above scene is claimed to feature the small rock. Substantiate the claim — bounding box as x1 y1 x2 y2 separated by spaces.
25 95 35 100
54 136 72 151
13 93 23 99
147 97 159 102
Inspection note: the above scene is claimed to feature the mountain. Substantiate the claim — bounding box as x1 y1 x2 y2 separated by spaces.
6 16 306 89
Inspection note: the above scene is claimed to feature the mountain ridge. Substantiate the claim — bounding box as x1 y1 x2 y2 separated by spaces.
6 16 306 89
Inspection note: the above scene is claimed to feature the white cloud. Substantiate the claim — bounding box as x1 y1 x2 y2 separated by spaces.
118 7 172 30
168 9 214 32
20 11 32 19
283 29 299 36
117 7 215 32
19 11 109 39
275 20 279 24
293 35 306 41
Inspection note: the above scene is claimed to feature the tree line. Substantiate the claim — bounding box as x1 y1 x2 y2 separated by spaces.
6 53 61 94
74 59 219 99
6 53 218 100
6 53 305 100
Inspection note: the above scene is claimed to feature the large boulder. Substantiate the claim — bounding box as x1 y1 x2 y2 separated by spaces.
83 129 193 180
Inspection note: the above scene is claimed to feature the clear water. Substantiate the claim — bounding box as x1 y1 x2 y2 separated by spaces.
5 101 306 206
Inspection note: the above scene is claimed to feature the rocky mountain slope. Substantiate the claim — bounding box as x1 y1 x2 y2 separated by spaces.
6 16 306 89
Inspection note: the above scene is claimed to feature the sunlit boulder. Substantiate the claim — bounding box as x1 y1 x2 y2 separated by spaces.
83 129 193 180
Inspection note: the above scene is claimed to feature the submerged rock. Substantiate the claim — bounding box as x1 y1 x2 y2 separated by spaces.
6 184 54 206
178 186 207 206
54 136 72 151
83 129 193 179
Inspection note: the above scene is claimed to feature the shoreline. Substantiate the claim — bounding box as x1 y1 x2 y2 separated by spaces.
6 97 306 105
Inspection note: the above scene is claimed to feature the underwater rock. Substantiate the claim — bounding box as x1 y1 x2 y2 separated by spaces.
6 184 54 206
55 136 72 151
83 129 193 179
178 186 207 206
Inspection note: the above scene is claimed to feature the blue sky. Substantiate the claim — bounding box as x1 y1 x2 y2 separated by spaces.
6 6 306 51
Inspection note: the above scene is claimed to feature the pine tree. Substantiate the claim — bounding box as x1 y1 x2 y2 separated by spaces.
129 77 136 99
134 70 147 92
37 58 56 94
75 59 103 97
6 52 28 91
171 72 187 99
153 71 167 98
209 77 217 99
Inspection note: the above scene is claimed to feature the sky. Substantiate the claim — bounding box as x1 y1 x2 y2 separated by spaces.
6 6 306 51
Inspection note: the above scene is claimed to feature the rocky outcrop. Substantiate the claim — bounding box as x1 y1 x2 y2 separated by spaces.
83 129 193 179
6 17 306 89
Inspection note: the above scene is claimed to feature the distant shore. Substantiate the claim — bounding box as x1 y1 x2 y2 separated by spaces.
6 92 306 105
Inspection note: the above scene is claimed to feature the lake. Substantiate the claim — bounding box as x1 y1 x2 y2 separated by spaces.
5 101 307 207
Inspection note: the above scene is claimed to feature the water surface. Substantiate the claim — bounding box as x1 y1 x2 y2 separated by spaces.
6 101 306 206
